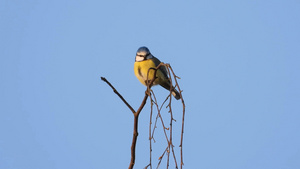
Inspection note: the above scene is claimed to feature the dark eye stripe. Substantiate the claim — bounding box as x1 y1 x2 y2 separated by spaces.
137 53 150 57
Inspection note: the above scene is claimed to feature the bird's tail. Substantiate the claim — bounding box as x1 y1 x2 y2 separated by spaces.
159 82 181 100
172 88 181 100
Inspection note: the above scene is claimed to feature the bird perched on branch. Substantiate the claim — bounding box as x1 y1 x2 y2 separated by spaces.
134 46 181 100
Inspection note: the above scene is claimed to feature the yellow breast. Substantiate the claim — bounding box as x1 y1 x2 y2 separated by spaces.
134 59 166 86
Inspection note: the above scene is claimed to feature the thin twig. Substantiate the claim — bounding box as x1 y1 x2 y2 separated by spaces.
147 94 154 169
151 92 170 143
156 147 168 169
165 64 179 169
167 65 186 168
101 77 136 114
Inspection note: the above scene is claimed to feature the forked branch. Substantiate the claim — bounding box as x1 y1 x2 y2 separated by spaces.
101 63 185 169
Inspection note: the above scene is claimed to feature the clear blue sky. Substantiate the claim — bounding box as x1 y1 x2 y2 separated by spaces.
1 1 299 169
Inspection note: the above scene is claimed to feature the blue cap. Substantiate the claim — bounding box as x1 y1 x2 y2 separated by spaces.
137 46 150 53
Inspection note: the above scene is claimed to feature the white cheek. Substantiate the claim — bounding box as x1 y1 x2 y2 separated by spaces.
135 56 144 62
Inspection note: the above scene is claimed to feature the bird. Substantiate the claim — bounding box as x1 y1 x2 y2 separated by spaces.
134 46 181 100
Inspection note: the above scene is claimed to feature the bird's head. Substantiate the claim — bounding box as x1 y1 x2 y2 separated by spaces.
135 46 153 62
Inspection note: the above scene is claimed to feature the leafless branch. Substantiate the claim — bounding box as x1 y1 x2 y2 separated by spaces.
101 62 185 169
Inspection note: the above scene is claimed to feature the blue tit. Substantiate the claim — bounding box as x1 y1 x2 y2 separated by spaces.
134 46 181 100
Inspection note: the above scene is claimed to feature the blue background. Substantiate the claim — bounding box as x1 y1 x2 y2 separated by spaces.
1 1 299 168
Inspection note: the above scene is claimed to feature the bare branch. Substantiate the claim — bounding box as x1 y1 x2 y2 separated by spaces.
167 65 186 168
101 62 185 169
101 77 136 114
